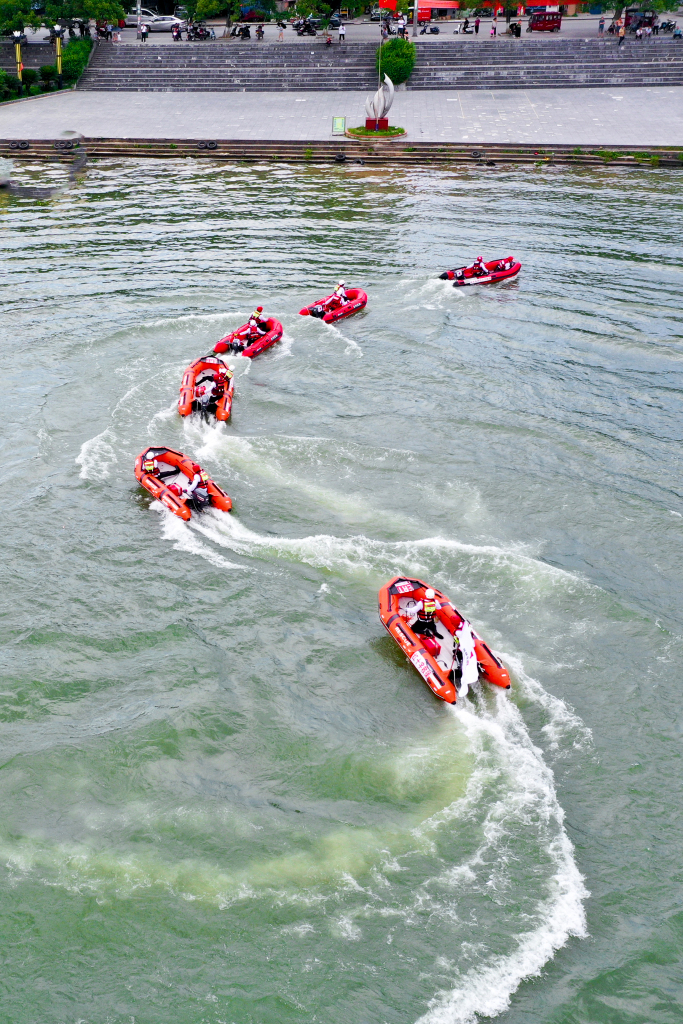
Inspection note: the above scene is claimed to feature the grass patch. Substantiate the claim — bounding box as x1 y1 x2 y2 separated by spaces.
346 126 406 139
595 149 619 162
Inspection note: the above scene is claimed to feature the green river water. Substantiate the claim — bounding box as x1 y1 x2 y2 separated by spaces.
1 158 682 1024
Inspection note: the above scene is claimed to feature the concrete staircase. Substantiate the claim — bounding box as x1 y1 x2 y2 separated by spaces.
77 41 378 91
5 37 683 91
3 137 681 168
410 38 683 89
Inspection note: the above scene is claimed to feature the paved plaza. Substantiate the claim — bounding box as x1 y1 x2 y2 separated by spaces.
2 86 683 145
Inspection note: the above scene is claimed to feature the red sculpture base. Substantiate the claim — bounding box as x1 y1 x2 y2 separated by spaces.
365 118 389 131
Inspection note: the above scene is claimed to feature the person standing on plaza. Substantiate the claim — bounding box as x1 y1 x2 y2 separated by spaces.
338 18 345 42
140 22 149 41
474 15 480 33
277 20 284 40
598 15 604 35
618 23 625 45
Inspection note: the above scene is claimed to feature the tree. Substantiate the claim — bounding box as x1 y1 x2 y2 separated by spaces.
0 0 123 33
0 0 41 33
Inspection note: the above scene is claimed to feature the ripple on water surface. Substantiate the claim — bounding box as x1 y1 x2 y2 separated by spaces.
1 160 682 1024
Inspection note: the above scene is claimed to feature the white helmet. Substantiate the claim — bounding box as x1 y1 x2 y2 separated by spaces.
425 588 436 599
338 280 345 287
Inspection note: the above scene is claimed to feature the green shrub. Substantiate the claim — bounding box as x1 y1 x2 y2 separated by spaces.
2 73 22 98
40 65 57 86
375 38 416 85
21 68 38 87
61 38 93 86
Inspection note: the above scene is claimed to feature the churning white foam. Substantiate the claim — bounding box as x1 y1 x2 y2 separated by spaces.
415 694 588 1024
503 652 593 755
159 506 243 570
271 330 295 360
76 428 118 481
172 511 569 589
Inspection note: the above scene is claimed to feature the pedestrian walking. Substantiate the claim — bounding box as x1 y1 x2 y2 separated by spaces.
475 15 480 34
106 21 113 39
491 16 497 36
618 24 625 45
598 16 605 34
338 19 345 42
140 22 149 41
277 20 284 39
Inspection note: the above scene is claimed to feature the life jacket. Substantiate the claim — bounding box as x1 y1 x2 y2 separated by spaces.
418 597 437 620
142 458 157 474
198 469 210 486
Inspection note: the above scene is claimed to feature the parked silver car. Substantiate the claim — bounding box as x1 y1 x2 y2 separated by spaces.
148 14 186 30
124 8 158 26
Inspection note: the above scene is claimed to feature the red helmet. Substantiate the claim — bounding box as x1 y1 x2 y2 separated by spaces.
256 306 263 312
192 463 201 473
168 483 182 496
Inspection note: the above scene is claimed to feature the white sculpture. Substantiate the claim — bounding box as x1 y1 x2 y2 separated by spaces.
365 74 394 121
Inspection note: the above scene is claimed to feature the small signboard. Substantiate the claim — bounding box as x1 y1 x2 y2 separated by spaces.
332 116 346 135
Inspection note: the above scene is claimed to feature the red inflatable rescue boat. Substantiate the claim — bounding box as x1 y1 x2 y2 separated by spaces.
299 287 367 324
178 354 234 421
440 258 521 286
378 575 511 704
134 446 232 522
214 317 283 358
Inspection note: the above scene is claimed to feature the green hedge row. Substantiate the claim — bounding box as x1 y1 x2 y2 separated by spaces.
375 38 416 85
61 38 93 85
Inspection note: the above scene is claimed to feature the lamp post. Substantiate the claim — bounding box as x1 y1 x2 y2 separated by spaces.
54 25 64 89
412 0 417 35
137 0 142 40
12 29 23 95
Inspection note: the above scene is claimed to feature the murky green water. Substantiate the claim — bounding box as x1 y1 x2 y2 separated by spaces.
1 158 682 1024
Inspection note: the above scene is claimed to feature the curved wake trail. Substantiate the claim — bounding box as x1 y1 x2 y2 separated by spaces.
414 693 588 1024
158 510 591 1020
